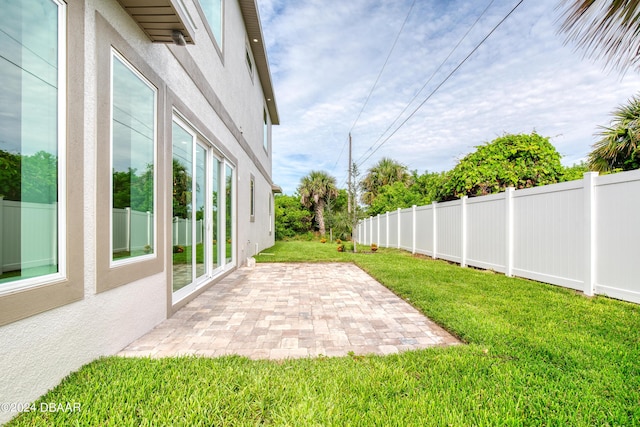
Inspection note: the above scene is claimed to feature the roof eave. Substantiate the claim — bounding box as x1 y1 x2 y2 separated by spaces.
238 0 280 125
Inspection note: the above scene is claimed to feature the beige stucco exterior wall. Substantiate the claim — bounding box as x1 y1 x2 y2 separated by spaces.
0 0 276 423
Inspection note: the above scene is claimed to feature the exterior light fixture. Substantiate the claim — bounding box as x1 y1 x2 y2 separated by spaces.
252 38 259 43
172 30 186 46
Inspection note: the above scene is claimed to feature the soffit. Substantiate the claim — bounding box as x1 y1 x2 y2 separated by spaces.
238 0 280 124
115 0 195 44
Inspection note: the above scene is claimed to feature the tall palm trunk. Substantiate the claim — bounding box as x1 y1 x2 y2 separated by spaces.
315 200 326 236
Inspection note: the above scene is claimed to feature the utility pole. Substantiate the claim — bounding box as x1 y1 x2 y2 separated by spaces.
348 133 357 252
347 132 352 215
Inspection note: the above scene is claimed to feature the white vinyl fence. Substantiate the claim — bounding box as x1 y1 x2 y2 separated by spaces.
357 170 640 304
0 201 206 273
0 199 57 274
112 208 155 253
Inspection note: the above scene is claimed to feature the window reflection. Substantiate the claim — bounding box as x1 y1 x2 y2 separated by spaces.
225 165 233 264
111 53 156 261
200 0 222 43
0 0 61 285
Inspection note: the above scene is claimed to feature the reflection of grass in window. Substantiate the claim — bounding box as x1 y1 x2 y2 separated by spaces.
113 249 150 260
0 265 58 284
171 243 232 266
173 243 206 264
0 270 22 282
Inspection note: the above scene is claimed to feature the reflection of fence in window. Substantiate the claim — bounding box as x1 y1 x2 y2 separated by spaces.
112 208 154 255
0 199 57 274
172 217 205 247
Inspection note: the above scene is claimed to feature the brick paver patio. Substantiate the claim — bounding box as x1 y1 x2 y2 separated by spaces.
119 263 460 359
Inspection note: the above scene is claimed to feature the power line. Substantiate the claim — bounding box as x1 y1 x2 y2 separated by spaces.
331 0 417 174
357 0 525 169
355 0 496 166
348 0 417 135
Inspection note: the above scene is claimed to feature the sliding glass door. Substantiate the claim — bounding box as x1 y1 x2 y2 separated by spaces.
172 116 233 302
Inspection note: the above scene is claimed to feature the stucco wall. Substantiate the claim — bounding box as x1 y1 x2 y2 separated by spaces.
0 274 166 424
0 0 276 423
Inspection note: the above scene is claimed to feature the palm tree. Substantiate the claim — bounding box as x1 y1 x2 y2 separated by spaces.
588 94 640 171
359 157 410 205
559 0 640 73
298 170 338 236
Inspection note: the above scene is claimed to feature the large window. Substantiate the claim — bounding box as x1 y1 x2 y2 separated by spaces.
111 51 157 263
199 0 222 44
0 0 65 289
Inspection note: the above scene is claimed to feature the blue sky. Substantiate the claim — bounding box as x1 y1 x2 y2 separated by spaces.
258 0 640 195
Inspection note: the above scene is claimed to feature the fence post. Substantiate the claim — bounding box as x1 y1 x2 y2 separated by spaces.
377 214 381 246
125 207 131 253
397 208 401 249
584 172 598 296
0 196 3 275
461 196 468 268
412 205 417 254
505 187 514 277
432 201 438 260
369 217 373 246
147 211 152 248
385 211 390 248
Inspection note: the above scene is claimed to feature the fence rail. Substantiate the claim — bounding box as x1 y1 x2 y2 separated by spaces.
0 202 206 273
357 170 640 304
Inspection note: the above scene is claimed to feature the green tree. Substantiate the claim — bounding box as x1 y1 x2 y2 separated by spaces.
172 159 191 219
409 170 449 204
0 149 22 201
0 150 60 203
360 157 410 205
559 0 640 73
298 170 338 236
113 164 154 212
325 189 351 240
588 94 640 172
274 194 312 239
441 133 564 200
562 161 590 181
367 181 423 216
21 151 58 204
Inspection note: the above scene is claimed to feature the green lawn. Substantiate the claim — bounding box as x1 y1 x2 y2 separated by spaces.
8 241 640 426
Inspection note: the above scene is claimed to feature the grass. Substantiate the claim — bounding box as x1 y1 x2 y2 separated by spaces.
8 241 640 426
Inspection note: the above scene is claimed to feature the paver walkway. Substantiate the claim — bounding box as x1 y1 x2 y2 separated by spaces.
119 263 460 359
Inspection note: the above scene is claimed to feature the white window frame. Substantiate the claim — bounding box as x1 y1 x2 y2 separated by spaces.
249 175 255 222
198 0 224 50
171 112 235 304
223 161 236 268
245 43 254 79
0 0 67 296
109 49 158 268
263 108 270 153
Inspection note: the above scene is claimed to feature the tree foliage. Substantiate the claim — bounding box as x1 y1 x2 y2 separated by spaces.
172 159 191 219
113 165 154 212
298 170 338 236
559 0 640 73
440 133 565 200
274 194 312 239
0 150 57 203
360 157 410 205
588 94 640 172
324 189 352 240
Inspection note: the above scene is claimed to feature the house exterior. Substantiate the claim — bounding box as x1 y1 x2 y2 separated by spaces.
0 0 278 422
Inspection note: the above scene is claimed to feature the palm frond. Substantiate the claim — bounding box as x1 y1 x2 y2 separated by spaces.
558 0 640 73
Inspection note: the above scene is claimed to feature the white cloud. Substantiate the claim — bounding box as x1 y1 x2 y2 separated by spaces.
259 0 640 194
